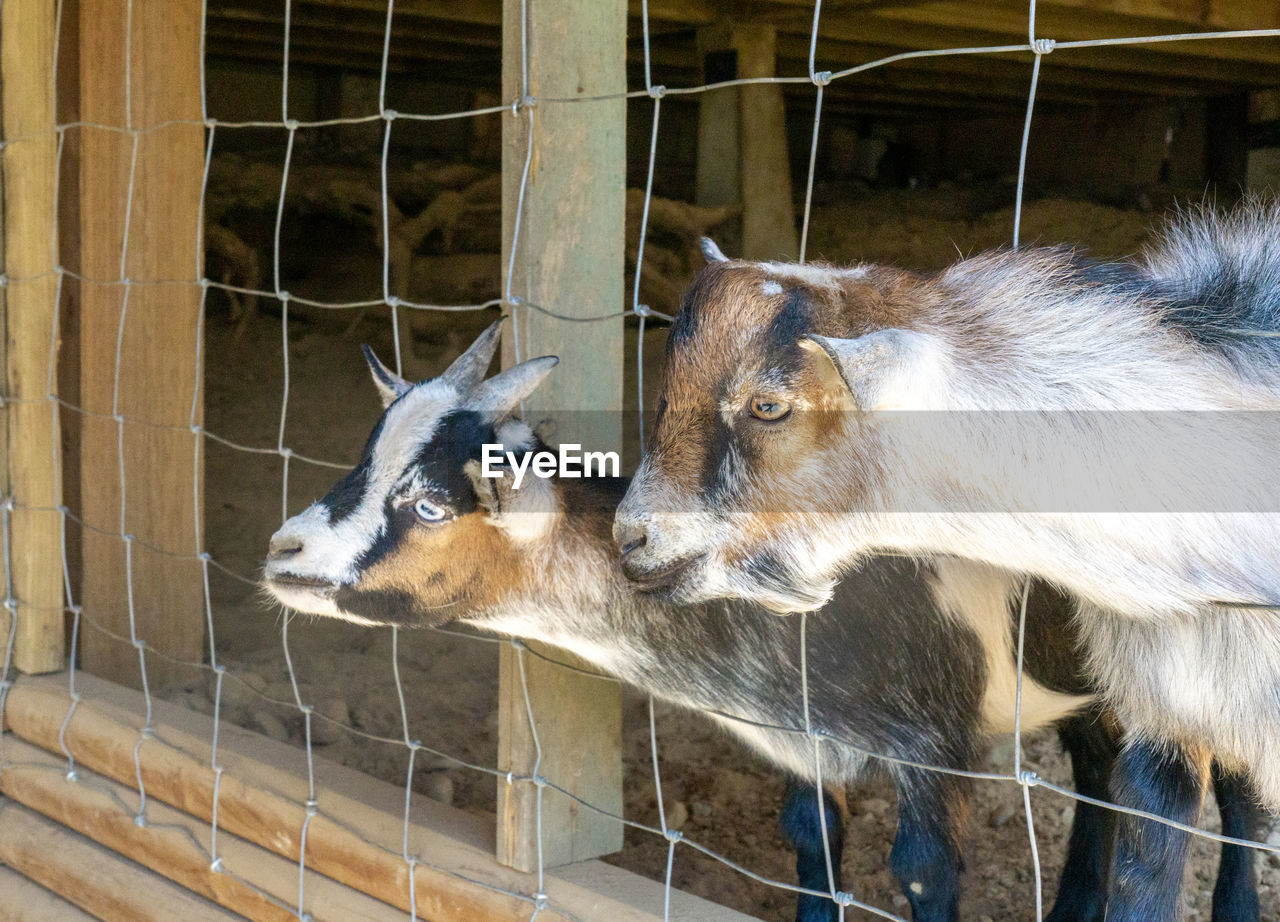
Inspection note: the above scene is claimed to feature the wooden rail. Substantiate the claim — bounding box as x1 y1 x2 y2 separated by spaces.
2 671 757 921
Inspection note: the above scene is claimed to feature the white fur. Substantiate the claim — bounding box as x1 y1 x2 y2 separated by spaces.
621 213 1280 808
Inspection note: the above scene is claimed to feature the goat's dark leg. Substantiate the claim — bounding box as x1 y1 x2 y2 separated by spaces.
1106 737 1209 922
1211 764 1262 922
780 778 846 922
889 768 968 922
1046 708 1119 922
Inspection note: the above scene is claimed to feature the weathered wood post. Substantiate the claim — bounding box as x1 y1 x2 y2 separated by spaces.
696 21 799 261
1 0 65 674
498 0 626 871
76 0 205 687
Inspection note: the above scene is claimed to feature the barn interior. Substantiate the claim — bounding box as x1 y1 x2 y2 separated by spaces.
41 1 1280 918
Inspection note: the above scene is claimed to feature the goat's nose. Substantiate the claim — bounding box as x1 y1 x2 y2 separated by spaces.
613 518 649 560
267 531 304 563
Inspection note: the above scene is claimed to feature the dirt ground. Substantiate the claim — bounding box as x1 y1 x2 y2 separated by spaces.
165 188 1278 921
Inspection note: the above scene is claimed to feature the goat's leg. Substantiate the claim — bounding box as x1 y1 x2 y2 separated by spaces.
780 778 846 922
1047 708 1119 922
1211 763 1262 922
889 768 967 922
1106 737 1210 922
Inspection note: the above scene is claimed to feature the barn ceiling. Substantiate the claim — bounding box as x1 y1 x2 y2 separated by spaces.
204 0 1280 113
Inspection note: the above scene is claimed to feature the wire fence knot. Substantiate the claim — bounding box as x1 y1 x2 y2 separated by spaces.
382 108 398 121
812 70 833 87
663 827 683 844
833 891 855 908
634 303 652 318
1031 37 1056 55
1018 769 1041 788
647 84 666 99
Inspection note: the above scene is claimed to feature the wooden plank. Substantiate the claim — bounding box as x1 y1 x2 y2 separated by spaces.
499 0 626 873
1 0 65 674
0 797 240 922
0 865 97 922
0 738 411 922
0 741 294 921
77 0 205 687
5 673 756 920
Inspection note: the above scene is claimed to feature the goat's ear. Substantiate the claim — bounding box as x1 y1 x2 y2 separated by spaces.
700 237 729 263
463 456 560 544
470 355 559 418
440 319 502 393
362 345 412 409
799 329 928 412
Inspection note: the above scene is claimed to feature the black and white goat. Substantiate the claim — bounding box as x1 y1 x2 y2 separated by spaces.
262 326 1259 922
614 204 1280 920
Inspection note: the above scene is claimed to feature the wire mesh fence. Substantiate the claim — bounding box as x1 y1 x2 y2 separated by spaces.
2 0 1280 919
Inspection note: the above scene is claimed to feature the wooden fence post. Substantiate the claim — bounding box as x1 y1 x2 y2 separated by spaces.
1 0 65 674
695 21 799 261
497 0 626 872
77 0 205 687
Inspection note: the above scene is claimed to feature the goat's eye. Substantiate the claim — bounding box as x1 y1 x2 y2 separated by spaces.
413 498 448 523
748 396 791 421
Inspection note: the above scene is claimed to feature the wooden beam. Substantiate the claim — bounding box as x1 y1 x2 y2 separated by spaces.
773 31 1262 96
0 866 96 921
277 0 715 29
4 672 756 920
1 742 297 921
0 738 415 921
0 798 240 922
499 0 627 874
694 22 800 260
1 0 64 674
77 0 205 687
871 1 1280 65
761 0 1280 31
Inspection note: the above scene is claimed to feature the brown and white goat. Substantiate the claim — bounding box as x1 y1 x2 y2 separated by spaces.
614 206 1280 921
262 327 1260 922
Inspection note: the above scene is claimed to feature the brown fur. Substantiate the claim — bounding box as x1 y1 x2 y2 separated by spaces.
358 512 531 617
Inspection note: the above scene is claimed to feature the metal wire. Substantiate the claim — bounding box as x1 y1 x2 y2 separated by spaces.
1 1 1277 919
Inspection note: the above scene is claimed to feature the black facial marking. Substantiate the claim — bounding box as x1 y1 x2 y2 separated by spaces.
333 585 431 627
767 288 812 348
699 411 737 498
666 263 731 356
320 414 387 524
322 456 371 524
351 410 495 573
411 409 493 514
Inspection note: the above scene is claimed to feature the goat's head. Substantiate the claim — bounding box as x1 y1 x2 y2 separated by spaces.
615 240 952 613
262 321 565 627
